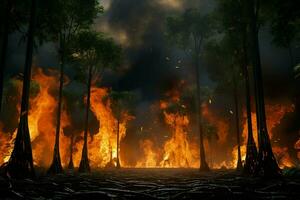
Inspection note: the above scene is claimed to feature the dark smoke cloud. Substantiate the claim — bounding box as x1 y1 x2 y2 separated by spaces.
2 0 300 165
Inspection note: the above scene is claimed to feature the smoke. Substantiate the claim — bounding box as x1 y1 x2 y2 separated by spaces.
1 0 299 167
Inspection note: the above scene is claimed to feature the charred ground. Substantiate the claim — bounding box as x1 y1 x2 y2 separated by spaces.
1 169 300 200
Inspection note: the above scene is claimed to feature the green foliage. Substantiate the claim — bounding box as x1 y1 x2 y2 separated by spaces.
269 0 300 48
104 90 137 120
204 38 243 93
44 0 103 43
166 9 214 54
0 0 30 33
68 30 122 83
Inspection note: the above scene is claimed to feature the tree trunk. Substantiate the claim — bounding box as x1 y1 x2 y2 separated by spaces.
47 46 65 174
78 65 92 173
5 0 37 179
116 117 121 169
248 0 281 177
195 57 209 171
68 133 74 170
0 0 10 113
233 78 243 171
242 35 258 175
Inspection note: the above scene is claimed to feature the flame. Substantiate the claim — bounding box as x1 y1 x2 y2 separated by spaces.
0 68 70 167
159 110 198 168
136 92 199 168
0 68 298 169
136 139 158 168
236 103 296 169
71 87 133 168
0 68 133 169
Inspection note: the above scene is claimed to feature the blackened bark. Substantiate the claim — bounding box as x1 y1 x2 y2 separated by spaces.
68 134 74 170
78 65 92 173
195 57 209 171
242 36 258 175
5 0 37 179
48 46 65 174
248 0 281 177
233 79 243 171
116 118 121 169
0 0 10 112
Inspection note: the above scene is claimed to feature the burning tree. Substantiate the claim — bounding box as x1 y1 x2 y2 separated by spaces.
166 9 214 171
104 91 136 169
160 99 192 168
213 0 259 174
4 0 37 179
68 30 122 172
47 0 102 174
204 38 246 171
246 0 281 177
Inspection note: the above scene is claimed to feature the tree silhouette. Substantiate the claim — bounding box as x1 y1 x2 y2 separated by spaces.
247 0 281 177
69 30 122 172
204 38 244 171
47 0 102 174
166 9 214 171
104 91 135 169
4 0 37 179
214 0 258 174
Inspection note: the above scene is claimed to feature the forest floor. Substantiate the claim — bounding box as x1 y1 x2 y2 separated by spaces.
1 168 300 200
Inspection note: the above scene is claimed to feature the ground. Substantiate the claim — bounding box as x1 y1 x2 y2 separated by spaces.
1 169 300 199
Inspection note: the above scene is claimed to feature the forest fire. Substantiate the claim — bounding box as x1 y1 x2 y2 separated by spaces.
0 72 297 170
0 68 70 167
135 88 199 168
1 0 299 198
0 68 133 169
238 103 296 169
75 87 133 168
159 103 198 168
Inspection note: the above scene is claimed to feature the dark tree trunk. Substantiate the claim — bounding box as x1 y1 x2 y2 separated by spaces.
68 134 74 170
0 0 10 112
47 46 65 174
248 0 281 177
195 57 209 171
116 118 121 169
233 78 243 171
78 65 92 173
5 0 37 179
242 35 258 175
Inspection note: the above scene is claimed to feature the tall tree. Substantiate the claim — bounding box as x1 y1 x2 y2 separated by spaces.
0 0 30 112
105 91 136 169
166 9 213 171
5 0 37 179
269 0 300 67
204 38 244 171
247 0 281 177
215 0 258 174
69 30 122 172
47 0 102 174
0 0 10 112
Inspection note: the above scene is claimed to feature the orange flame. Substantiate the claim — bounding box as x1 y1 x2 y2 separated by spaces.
0 68 70 167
